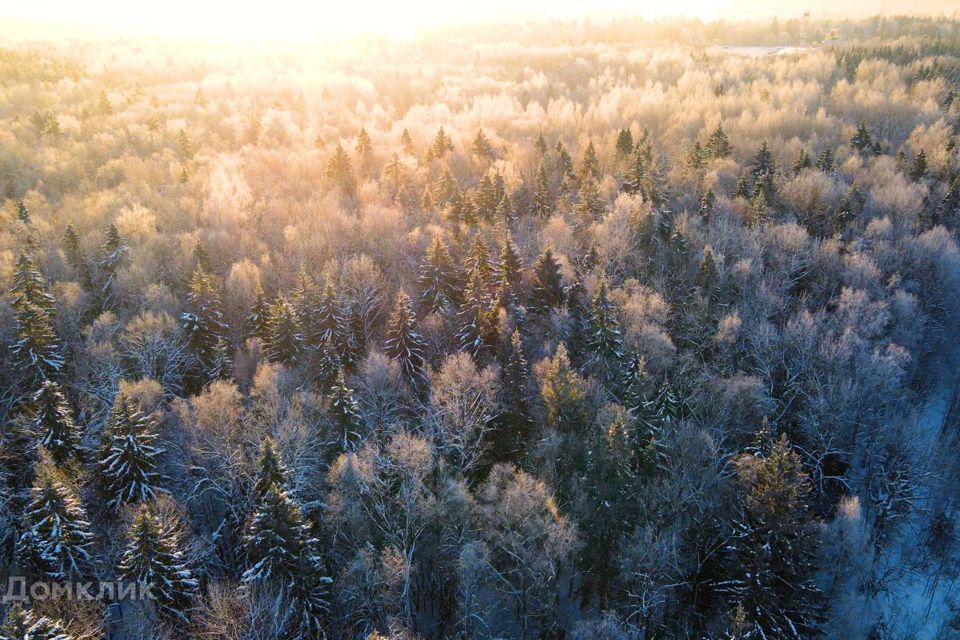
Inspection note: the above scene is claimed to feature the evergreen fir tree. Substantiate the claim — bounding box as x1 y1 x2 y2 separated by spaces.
910 149 928 180
62 225 84 277
495 194 514 226
265 295 305 366
471 129 494 160
851 120 872 151
242 484 332 637
384 291 427 385
98 397 163 509
328 369 364 451
723 435 822 640
308 282 345 353
253 437 287 500
792 148 811 175
118 502 198 622
208 337 234 381
400 128 414 156
624 144 645 195
815 147 834 173
496 330 532 459
355 127 373 165
750 141 775 183
529 248 565 313
418 235 460 313
580 141 600 183
615 127 634 161
0 602 73 640
539 343 588 433
12 301 63 383
585 281 624 375
247 282 271 342
16 451 92 580
531 161 552 217
181 265 228 370
734 173 752 199
32 381 80 464
463 235 494 292
99 223 127 302
495 236 523 305
11 253 56 312
343 302 367 371
687 141 706 172
309 337 342 392
456 270 498 358
705 124 732 159
576 178 605 221
534 131 548 156
176 129 193 162
432 127 454 159
326 144 357 197
698 246 720 295
699 189 716 222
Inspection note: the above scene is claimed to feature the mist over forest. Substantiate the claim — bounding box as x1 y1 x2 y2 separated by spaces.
2 12 960 640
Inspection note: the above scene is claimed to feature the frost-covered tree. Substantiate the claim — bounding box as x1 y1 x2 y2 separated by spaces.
12 301 63 385
11 253 55 312
307 282 346 353
242 483 332 637
0 602 73 640
252 436 288 502
385 291 427 385
97 397 163 508
265 295 305 366
723 435 822 640
118 502 198 622
16 451 92 580
495 236 523 305
585 281 624 377
532 160 552 217
98 223 127 307
181 265 228 371
457 269 498 358
328 369 364 451
529 248 564 313
32 381 80 464
705 123 731 159
539 343 588 433
418 235 460 313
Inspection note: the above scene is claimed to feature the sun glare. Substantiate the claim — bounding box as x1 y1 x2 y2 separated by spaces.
4 0 743 42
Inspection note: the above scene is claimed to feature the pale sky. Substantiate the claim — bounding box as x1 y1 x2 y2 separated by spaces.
1 0 956 42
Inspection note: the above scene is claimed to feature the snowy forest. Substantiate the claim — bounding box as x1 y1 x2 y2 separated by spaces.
2 13 960 640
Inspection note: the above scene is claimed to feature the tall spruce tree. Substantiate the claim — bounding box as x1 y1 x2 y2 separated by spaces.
724 435 822 640
531 161 552 217
529 248 565 313
585 281 624 378
385 291 427 385
308 282 345 353
12 301 63 384
497 330 532 459
98 397 163 509
418 235 459 314
456 270 498 358
495 236 523 305
328 369 364 451
181 265 228 370
705 124 732 159
16 451 92 580
253 437 287 500
32 381 80 464
242 483 332 637
118 502 198 622
98 223 127 307
265 295 305 366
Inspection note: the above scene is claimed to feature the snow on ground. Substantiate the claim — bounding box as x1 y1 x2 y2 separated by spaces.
874 339 960 639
